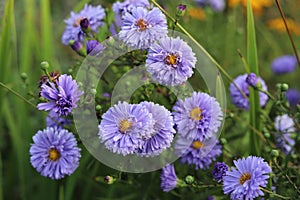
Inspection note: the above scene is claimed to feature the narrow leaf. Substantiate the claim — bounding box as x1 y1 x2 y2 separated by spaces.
247 0 261 156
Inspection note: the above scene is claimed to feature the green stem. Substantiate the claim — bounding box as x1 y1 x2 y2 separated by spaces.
59 183 64 200
150 0 248 100
0 82 36 108
259 187 290 200
237 49 250 73
275 0 300 68
273 160 300 195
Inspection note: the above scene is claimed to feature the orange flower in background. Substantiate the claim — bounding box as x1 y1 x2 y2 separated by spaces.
188 7 206 20
228 0 273 15
267 18 300 35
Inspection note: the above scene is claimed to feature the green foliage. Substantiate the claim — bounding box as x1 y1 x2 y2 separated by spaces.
0 0 300 199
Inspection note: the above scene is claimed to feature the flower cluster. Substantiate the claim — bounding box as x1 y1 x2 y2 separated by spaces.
172 92 223 170
62 4 105 45
62 4 106 56
31 71 83 179
98 101 175 156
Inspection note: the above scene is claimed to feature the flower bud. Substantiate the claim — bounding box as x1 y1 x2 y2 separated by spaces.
281 83 289 92
176 4 187 18
104 176 115 184
185 175 194 184
40 61 49 70
246 73 258 87
271 149 279 158
96 105 102 111
80 18 90 33
20 72 28 81
69 40 86 57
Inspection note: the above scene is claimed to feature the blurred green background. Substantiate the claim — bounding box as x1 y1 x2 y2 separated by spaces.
0 0 299 199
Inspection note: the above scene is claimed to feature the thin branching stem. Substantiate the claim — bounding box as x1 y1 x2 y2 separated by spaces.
0 81 36 108
273 159 300 195
275 0 300 68
259 187 290 199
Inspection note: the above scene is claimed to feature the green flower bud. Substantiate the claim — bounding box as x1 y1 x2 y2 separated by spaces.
96 105 102 111
20 72 28 81
90 88 97 95
281 83 289 92
40 61 49 70
185 175 194 184
271 149 279 158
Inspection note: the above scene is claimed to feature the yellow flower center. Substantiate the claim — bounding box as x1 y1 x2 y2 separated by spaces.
190 107 202 121
136 19 148 31
192 141 204 149
48 148 60 161
239 173 251 184
165 54 178 65
119 119 133 133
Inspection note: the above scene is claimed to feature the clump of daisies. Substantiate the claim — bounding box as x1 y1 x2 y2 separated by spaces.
98 101 175 156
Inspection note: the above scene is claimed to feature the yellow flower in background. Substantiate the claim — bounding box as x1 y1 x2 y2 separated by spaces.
188 7 206 20
228 0 273 15
267 18 300 35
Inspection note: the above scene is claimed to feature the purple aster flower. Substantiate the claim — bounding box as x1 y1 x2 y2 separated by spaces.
175 136 222 170
137 101 175 157
29 127 81 180
119 7 168 49
172 92 223 141
271 55 297 75
229 74 268 110
286 89 300 107
223 156 271 200
160 164 178 192
37 74 83 116
207 196 215 200
246 73 258 87
46 111 71 130
195 0 225 12
212 162 228 182
274 114 295 154
112 0 150 28
146 36 197 86
86 40 105 55
62 4 105 45
98 102 154 156
209 0 226 12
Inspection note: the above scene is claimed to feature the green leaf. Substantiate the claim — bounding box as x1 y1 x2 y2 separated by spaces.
247 0 261 156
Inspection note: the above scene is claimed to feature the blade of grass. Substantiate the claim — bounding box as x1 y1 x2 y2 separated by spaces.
3 100 27 200
20 0 37 72
247 0 261 155
40 0 60 70
0 0 14 111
